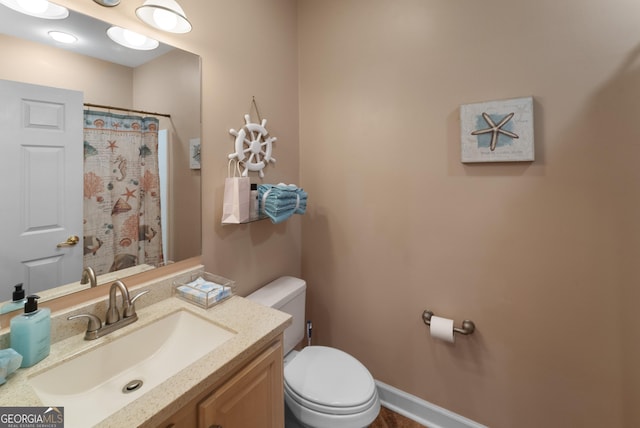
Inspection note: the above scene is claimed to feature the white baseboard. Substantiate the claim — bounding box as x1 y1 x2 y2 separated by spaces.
375 380 488 428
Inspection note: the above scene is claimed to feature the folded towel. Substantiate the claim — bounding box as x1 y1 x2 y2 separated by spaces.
258 183 308 223
262 199 306 214
0 348 23 385
176 276 231 307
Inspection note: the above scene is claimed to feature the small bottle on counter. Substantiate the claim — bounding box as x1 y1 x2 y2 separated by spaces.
10 295 51 368
0 284 27 314
250 183 259 220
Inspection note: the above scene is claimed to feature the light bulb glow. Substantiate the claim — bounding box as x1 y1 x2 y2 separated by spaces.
17 0 48 14
123 29 146 47
106 26 159 50
152 8 178 31
48 31 77 44
136 0 192 34
1 0 68 19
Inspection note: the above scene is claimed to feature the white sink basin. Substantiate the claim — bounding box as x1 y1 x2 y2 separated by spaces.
29 310 236 428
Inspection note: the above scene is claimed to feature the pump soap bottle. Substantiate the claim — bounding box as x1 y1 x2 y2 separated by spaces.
0 284 27 314
10 295 51 368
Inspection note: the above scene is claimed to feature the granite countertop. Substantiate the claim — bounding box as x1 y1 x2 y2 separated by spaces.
0 295 291 427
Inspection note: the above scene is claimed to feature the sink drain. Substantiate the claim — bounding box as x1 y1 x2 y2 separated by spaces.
122 379 143 394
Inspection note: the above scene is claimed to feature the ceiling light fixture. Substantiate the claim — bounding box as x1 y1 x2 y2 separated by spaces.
48 31 77 44
93 0 120 6
107 26 159 51
0 0 68 19
135 0 191 34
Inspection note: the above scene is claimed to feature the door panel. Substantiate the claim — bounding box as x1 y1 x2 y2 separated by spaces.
0 79 83 301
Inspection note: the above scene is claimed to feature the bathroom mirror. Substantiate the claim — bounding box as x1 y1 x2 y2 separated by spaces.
0 4 202 306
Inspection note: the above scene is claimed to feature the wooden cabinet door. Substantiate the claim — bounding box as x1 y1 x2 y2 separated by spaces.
158 401 198 428
199 340 284 428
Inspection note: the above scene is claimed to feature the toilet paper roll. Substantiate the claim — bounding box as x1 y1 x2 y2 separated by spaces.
430 316 455 343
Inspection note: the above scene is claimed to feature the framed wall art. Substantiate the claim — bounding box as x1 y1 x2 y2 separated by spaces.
190 138 201 169
460 96 534 163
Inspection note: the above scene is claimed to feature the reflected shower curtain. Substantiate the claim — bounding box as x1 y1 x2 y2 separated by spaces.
83 110 164 275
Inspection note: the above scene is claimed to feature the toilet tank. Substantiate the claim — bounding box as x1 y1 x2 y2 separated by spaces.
246 276 306 355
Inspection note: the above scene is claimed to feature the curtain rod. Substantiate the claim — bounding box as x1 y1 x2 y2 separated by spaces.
83 102 171 118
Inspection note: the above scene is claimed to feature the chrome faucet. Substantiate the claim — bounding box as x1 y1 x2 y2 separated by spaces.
67 281 149 340
80 266 97 288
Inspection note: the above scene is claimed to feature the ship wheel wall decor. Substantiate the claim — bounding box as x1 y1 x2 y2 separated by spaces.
228 114 277 177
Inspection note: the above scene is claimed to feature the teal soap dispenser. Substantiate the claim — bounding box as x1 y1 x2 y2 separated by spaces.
0 284 27 314
10 295 51 368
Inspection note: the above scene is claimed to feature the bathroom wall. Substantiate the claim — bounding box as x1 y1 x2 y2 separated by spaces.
46 0 638 427
0 34 201 270
55 0 301 294
133 49 202 263
298 1 639 427
0 34 133 105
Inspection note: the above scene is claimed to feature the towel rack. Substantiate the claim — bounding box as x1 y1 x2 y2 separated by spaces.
421 310 476 336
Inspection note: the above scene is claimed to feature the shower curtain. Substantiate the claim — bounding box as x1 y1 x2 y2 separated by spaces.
83 110 164 275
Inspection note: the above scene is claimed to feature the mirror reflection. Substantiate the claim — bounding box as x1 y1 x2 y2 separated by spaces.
0 4 202 305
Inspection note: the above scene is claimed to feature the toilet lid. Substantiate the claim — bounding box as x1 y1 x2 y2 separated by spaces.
284 346 376 409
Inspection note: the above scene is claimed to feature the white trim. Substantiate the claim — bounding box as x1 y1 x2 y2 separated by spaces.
375 380 488 428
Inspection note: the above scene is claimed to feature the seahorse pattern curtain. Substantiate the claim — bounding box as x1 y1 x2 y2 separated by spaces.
83 110 164 275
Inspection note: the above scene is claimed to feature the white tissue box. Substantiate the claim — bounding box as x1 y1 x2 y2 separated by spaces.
173 272 235 309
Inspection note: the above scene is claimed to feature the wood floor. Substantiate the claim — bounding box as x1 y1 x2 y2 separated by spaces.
370 406 428 428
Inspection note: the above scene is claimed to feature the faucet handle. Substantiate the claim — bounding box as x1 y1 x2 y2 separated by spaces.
68 313 102 340
124 289 149 318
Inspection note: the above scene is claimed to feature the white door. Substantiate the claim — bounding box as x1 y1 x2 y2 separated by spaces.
0 79 83 302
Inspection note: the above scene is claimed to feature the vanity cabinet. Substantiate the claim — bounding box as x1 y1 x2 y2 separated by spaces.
158 337 284 428
200 338 284 427
161 402 198 427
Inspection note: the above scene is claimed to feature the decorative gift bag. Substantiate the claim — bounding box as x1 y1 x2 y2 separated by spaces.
221 160 250 224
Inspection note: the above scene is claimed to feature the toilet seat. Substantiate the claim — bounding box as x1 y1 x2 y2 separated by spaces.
284 346 378 414
284 389 380 428
285 381 379 415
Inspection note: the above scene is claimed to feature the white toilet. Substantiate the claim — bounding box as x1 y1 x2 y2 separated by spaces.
246 276 381 428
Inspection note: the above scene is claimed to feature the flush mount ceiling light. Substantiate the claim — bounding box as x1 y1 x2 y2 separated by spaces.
48 31 77 44
135 0 192 34
107 26 159 50
0 0 68 19
93 0 120 6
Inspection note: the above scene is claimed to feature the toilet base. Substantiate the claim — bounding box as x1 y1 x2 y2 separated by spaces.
285 403 306 428
285 403 381 428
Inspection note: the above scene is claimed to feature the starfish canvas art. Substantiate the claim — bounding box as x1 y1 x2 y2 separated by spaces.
460 96 534 163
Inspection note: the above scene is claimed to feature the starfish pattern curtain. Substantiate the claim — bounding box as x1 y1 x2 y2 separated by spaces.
82 110 164 275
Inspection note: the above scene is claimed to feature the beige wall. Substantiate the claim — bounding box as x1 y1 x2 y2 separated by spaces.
54 0 301 296
0 34 133 105
39 0 639 427
299 0 639 427
133 49 202 262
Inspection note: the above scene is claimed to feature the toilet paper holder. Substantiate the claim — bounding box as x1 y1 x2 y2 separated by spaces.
421 310 476 336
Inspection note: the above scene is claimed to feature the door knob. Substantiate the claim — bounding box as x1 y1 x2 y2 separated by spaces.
57 235 80 247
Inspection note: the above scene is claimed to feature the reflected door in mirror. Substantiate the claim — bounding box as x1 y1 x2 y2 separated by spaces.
0 80 83 301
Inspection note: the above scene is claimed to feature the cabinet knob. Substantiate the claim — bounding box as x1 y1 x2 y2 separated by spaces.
209 425 222 428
